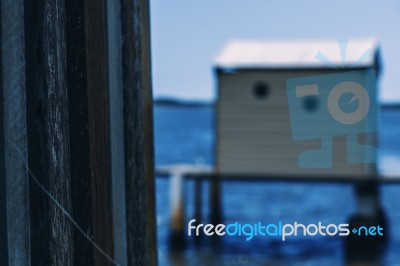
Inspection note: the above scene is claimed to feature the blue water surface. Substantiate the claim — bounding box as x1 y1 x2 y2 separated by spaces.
154 104 400 266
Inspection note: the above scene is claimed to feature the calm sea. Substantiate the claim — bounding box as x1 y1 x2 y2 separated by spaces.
154 104 400 266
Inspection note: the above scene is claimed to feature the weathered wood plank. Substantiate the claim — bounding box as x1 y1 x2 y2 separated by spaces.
66 0 94 264
106 0 128 264
84 0 115 264
0 2 8 264
24 0 74 265
1 0 30 264
121 0 157 264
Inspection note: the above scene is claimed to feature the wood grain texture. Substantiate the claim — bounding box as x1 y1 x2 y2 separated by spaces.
66 0 94 264
1 0 30 264
0 2 8 263
106 0 128 264
1 0 156 264
24 0 74 265
84 0 114 264
121 0 157 264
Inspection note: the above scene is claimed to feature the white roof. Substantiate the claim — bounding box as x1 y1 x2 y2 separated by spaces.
214 38 379 69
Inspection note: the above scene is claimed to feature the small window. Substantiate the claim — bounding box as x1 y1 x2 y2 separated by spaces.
303 96 319 112
253 82 270 99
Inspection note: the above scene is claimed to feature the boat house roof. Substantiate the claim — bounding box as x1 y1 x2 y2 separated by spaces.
214 38 380 71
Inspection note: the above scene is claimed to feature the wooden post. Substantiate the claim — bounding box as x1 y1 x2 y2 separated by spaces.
160 164 213 250
107 0 127 264
0 0 157 265
169 172 186 250
346 180 386 264
210 177 222 225
84 0 115 264
24 0 75 264
194 178 202 245
120 0 157 264
66 0 95 264
1 0 30 264
0 2 7 262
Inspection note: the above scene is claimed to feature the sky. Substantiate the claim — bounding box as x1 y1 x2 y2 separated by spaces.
150 0 400 102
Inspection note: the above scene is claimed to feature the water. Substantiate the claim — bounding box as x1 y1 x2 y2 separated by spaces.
154 104 400 266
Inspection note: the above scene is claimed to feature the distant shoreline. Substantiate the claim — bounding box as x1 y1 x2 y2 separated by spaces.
381 103 400 110
154 98 214 107
154 97 400 109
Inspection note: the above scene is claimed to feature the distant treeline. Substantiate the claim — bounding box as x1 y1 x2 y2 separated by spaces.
154 97 214 107
381 103 400 110
154 97 400 109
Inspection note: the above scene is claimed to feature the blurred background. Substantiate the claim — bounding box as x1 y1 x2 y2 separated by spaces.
150 1 400 265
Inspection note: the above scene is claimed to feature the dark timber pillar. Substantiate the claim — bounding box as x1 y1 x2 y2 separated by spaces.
346 180 387 265
210 177 222 225
121 0 157 265
0 0 157 265
1 0 31 264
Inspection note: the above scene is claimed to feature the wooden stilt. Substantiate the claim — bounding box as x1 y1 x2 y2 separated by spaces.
210 176 222 225
169 172 186 250
345 180 387 264
194 179 202 245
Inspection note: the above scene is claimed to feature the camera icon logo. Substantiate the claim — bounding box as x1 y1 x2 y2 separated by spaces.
286 69 377 168
328 81 370 125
